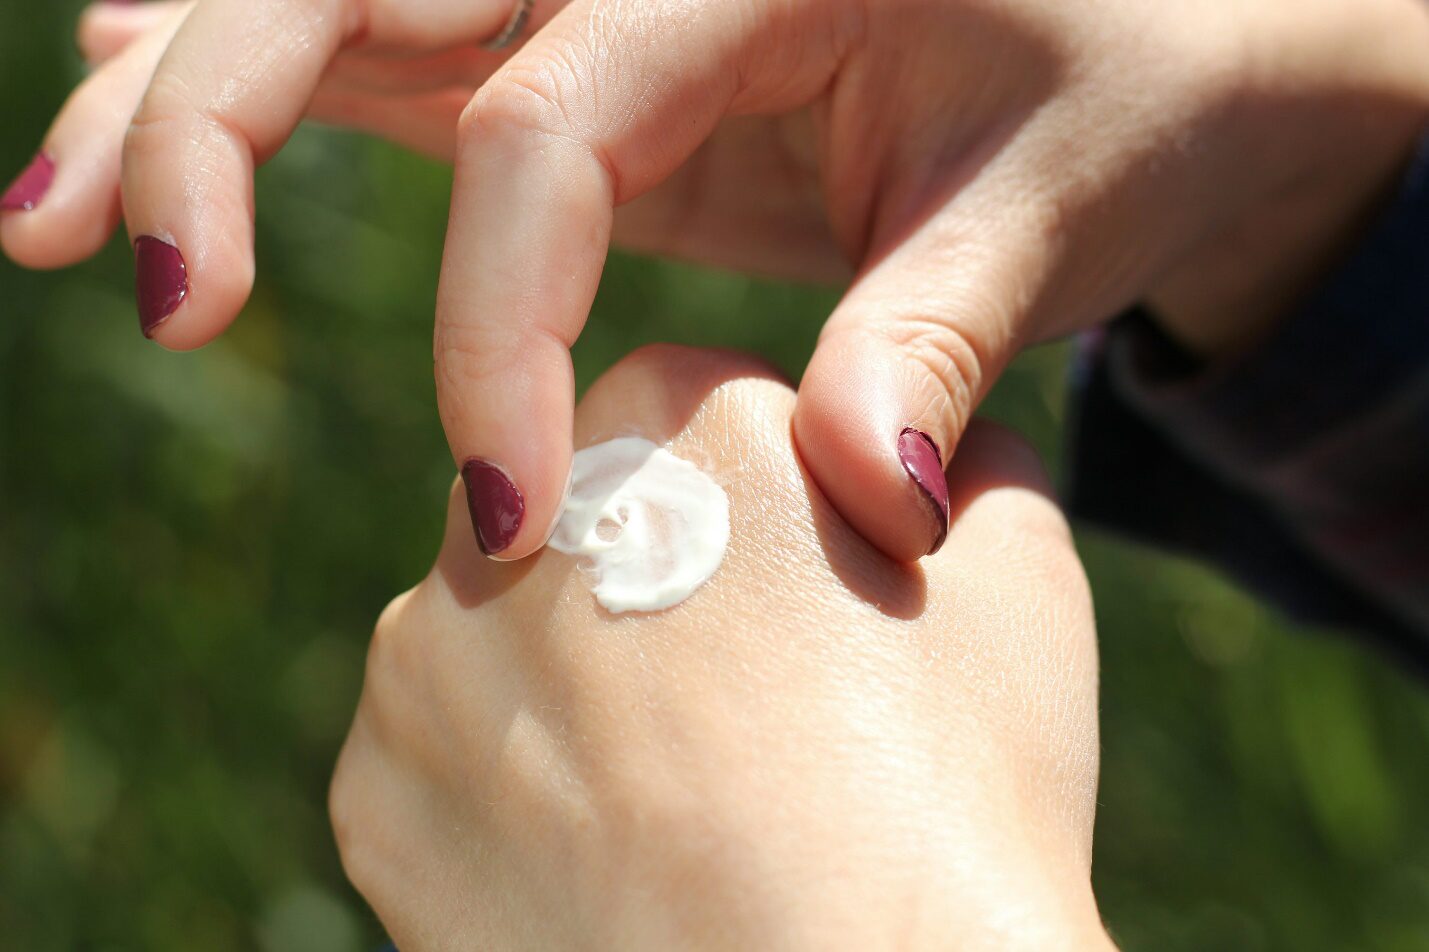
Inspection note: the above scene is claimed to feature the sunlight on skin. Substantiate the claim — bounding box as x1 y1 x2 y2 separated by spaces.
331 345 1115 951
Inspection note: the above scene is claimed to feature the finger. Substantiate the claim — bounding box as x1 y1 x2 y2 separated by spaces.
119 0 532 347
77 1 189 66
78 0 518 96
1 3 189 269
77 0 487 162
793 189 1057 561
437 0 854 558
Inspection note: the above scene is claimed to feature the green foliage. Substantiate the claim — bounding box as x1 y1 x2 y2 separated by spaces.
2 4 1427 949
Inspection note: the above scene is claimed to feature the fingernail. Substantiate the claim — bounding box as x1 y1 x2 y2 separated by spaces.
898 427 949 556
1 153 55 212
134 235 188 337
461 458 525 556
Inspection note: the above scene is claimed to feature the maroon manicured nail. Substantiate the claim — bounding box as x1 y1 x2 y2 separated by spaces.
1 153 55 212
461 458 525 556
898 427 950 556
134 236 188 337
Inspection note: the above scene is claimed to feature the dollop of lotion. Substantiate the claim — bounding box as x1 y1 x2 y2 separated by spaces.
547 437 730 613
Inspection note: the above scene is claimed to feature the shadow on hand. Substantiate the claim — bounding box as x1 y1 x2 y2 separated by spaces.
799 452 930 621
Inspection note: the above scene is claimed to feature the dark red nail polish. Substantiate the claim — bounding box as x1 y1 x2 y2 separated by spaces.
1 153 55 212
461 458 525 556
134 236 188 336
898 427 949 556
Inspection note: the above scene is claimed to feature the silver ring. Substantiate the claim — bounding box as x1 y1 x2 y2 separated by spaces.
482 0 535 51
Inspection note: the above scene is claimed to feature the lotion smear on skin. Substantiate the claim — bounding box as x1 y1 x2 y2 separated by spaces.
548 437 730 613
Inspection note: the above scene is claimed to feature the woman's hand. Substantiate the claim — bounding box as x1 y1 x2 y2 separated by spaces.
7 0 1429 563
329 344 1111 951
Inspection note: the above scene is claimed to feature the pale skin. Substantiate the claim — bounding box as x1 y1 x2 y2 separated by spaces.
5 0 1429 561
6 2 1428 942
329 344 1113 951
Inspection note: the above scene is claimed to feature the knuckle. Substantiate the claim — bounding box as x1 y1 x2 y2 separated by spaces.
607 342 782 385
877 317 986 444
1004 488 1075 553
361 595 431 740
598 343 787 422
433 318 496 367
373 588 414 647
328 731 379 895
459 58 579 146
432 323 505 415
604 342 707 382
955 424 1070 551
282 0 346 40
1020 511 1092 629
123 104 182 162
367 589 418 683
330 596 424 889
579 344 792 460
125 68 208 150
963 420 1050 486
327 745 359 857
962 483 1080 606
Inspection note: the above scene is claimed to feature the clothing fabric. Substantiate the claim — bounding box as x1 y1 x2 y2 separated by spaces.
1065 129 1429 674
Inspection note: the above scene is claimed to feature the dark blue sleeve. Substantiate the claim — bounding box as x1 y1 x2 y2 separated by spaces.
1064 127 1429 674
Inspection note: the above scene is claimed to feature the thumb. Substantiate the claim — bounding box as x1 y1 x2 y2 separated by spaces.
794 202 1053 561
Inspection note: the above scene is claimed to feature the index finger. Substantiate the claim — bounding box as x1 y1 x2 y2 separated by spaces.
435 0 849 558
119 0 535 344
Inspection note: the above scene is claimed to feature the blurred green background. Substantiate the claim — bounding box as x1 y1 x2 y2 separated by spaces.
3 5 1428 950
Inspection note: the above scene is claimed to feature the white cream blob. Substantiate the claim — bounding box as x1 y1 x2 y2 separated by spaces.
547 437 730 614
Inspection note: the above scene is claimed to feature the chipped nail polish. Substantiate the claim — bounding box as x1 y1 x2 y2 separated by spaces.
134 235 188 336
898 427 950 556
1 153 55 212
461 457 525 556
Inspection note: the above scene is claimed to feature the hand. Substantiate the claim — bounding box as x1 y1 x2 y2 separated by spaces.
329 344 1112 951
7 1 1429 565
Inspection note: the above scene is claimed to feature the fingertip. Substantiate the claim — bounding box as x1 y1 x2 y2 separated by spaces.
133 234 188 339
436 335 577 564
1 151 121 270
0 228 83 272
134 234 254 349
897 426 950 556
460 456 530 559
0 225 64 271
794 333 955 563
1 152 55 214
466 446 572 563
793 406 946 564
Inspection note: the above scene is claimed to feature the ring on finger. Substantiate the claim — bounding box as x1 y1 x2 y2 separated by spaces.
481 0 535 51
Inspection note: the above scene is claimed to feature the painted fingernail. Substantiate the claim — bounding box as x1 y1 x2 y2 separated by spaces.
134 236 188 337
1 153 55 212
898 427 949 556
461 458 525 556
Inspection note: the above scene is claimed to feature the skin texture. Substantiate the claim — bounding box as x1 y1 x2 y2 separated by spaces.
4 0 1429 563
329 345 1113 951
